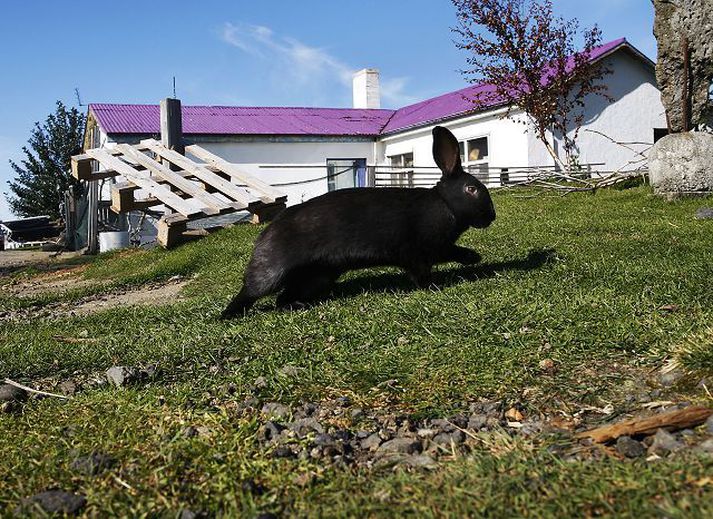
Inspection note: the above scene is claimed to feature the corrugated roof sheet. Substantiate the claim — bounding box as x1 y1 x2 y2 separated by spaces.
90 104 396 136
91 38 630 137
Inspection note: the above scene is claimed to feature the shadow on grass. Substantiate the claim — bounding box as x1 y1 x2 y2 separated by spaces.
246 248 557 314
331 248 558 299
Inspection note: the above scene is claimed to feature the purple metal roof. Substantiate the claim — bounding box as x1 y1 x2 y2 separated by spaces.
91 38 631 138
382 38 627 134
90 104 395 136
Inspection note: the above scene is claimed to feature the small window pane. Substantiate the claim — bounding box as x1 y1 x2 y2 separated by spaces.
458 142 465 164
403 153 414 168
467 137 488 161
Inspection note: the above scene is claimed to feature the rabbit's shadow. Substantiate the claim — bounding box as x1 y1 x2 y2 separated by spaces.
258 248 557 311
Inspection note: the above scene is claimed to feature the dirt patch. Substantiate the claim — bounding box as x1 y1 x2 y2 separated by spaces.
0 264 103 299
0 279 188 321
0 250 83 272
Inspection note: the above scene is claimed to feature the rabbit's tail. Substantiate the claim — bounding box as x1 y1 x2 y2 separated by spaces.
220 262 286 319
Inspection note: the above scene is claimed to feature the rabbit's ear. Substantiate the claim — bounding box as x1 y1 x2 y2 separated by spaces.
432 126 462 176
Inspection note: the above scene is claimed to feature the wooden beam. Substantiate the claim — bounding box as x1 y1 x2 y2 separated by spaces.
86 148 204 217
116 144 227 215
157 214 188 248
185 144 286 203
142 139 261 208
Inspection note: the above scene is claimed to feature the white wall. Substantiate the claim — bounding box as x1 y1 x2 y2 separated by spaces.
195 139 376 205
528 49 667 171
379 109 530 186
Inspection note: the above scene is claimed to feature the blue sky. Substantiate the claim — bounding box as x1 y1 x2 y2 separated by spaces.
0 0 656 219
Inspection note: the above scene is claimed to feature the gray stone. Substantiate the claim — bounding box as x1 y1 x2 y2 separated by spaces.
377 438 422 455
649 429 685 455
0 384 28 402
105 366 137 387
376 453 438 470
705 414 713 434
650 133 713 197
261 402 291 420
58 380 78 396
350 407 364 420
698 438 713 453
360 433 383 450
287 417 324 437
468 414 488 430
253 376 268 389
15 490 86 516
70 452 114 476
416 428 437 439
616 436 646 458
258 421 285 443
432 430 465 446
271 446 295 459
695 207 713 219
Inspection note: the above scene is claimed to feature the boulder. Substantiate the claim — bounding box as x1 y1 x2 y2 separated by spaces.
649 133 713 197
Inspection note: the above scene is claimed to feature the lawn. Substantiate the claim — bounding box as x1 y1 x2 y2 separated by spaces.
1 186 712 517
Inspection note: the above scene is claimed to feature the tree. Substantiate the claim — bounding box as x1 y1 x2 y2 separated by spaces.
452 0 611 168
5 101 86 219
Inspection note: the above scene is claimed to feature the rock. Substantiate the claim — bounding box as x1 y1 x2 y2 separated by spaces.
312 433 335 448
360 433 383 450
0 384 28 403
105 366 137 387
350 408 364 420
429 419 454 432
650 133 713 197
416 428 437 439
58 380 78 396
695 207 713 219
698 438 713 453
253 376 268 389
258 421 285 443
432 430 465 446
377 438 422 455
705 414 713 434
400 454 438 469
70 452 114 476
261 402 291 420
271 446 295 459
15 490 86 516
649 429 685 455
659 368 685 387
467 414 488 430
287 417 324 437
616 436 646 458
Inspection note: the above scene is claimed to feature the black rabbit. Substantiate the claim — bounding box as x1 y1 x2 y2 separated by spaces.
220 125 496 318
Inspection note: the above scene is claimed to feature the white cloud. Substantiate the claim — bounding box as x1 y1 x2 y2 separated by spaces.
220 22 416 107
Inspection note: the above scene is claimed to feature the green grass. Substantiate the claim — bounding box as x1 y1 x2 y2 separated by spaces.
1 187 712 517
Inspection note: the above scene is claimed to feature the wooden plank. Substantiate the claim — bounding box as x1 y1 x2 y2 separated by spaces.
576 406 713 443
116 144 226 214
185 144 286 203
142 139 260 208
86 148 203 217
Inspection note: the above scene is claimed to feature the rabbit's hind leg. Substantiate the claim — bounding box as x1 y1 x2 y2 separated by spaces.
276 266 340 309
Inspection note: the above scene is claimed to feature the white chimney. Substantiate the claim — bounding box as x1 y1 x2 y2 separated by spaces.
353 68 381 109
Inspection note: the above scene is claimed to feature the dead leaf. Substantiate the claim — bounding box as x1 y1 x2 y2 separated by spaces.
505 407 524 421
658 304 679 313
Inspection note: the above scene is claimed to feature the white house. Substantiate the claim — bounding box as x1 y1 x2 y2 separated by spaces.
83 38 666 239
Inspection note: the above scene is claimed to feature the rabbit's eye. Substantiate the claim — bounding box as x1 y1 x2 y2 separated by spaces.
464 185 478 195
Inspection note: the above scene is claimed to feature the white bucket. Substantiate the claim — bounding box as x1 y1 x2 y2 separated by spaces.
99 231 130 253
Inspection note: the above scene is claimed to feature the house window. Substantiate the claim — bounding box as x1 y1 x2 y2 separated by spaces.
389 152 414 168
458 136 489 180
467 137 488 162
327 158 367 191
